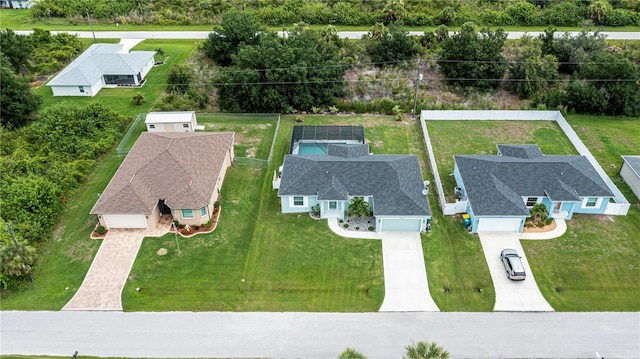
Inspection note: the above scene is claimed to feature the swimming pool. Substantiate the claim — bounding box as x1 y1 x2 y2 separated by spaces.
296 142 328 155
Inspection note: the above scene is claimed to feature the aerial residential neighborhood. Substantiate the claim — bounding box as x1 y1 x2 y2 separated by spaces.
1 1 639 358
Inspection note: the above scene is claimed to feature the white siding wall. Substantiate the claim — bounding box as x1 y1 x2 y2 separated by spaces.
621 162 640 201
51 81 103 97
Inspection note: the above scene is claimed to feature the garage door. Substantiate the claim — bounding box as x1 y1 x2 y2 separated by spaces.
103 214 147 229
476 217 521 232
380 218 422 232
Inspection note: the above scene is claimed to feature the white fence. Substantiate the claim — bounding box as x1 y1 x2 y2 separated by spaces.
420 110 630 216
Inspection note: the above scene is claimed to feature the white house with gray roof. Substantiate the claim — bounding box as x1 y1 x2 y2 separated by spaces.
47 43 155 97
454 144 614 233
276 132 431 232
620 156 640 201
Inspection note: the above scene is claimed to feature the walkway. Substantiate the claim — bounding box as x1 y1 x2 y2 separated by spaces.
2 311 638 359
327 219 439 312
478 231 554 312
63 222 170 311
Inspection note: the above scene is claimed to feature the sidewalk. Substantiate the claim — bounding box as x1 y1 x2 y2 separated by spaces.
520 219 567 240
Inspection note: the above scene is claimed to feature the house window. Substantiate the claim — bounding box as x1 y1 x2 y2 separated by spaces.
329 201 337 209
525 197 537 207
149 124 155 129
183 123 189 128
200 206 206 217
293 196 304 206
582 197 599 208
182 209 194 219
79 86 85 93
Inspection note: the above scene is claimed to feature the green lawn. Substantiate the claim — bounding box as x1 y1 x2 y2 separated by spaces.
426 116 640 311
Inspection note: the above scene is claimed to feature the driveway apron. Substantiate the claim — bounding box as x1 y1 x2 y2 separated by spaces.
379 232 439 312
63 229 146 311
478 232 554 312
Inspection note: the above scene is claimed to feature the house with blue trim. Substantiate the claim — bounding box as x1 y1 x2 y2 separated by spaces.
274 126 431 232
453 144 614 233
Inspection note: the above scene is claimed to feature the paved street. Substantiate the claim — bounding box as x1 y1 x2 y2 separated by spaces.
1 311 638 358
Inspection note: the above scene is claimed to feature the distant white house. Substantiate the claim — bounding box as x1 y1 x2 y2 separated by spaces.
0 0 32 8
47 43 155 97
620 156 640 201
145 111 201 132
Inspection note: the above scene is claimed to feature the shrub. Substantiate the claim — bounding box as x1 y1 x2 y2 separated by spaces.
368 226 375 231
343 223 349 228
541 2 584 26
329 105 339 114
96 225 106 235
506 1 540 25
131 93 145 106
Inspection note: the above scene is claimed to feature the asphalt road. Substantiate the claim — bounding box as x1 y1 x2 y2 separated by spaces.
14 30 640 40
1 311 639 358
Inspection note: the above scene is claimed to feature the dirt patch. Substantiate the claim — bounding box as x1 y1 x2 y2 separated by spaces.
245 147 256 158
523 220 557 233
64 239 95 262
157 248 168 256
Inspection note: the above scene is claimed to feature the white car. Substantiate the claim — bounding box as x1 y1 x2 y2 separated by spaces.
500 248 526 281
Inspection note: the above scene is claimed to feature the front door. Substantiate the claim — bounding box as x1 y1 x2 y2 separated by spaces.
159 199 172 215
554 202 561 211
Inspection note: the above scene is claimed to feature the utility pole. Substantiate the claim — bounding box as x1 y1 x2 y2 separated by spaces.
6 222 34 283
87 8 96 44
412 59 423 119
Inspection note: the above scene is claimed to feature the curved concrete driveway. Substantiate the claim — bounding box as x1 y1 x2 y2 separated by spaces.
478 232 554 312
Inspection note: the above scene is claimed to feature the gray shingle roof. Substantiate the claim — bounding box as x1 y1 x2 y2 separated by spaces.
622 156 640 177
455 145 614 216
90 132 234 215
47 44 155 86
278 147 430 216
497 144 543 158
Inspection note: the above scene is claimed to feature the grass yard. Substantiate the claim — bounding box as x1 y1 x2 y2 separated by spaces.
426 116 640 311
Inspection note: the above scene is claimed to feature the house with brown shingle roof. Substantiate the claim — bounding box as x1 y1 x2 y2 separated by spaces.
90 132 235 229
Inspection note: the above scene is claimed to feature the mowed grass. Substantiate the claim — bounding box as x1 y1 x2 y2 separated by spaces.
427 116 640 311
523 115 640 311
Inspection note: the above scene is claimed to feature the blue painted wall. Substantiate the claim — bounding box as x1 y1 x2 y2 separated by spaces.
573 197 610 214
281 195 317 213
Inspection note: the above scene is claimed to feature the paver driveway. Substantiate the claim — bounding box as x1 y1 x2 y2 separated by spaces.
478 232 554 312
63 223 169 311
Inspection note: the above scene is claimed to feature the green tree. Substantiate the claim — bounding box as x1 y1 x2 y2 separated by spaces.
587 0 613 24
132 92 146 105
0 29 32 74
383 0 406 24
0 218 36 288
366 23 420 66
438 22 508 90
347 197 371 218
404 340 450 359
529 203 549 224
507 36 559 99
166 64 194 95
203 9 265 66
339 347 367 359
0 65 42 130
506 1 540 25
548 30 606 74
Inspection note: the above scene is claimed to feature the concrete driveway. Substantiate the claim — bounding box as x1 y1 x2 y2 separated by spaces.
378 232 439 312
478 232 554 312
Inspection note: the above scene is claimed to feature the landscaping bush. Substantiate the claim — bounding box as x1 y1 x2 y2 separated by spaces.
96 226 106 235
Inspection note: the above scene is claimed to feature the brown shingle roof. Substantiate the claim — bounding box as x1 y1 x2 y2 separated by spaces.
90 132 234 215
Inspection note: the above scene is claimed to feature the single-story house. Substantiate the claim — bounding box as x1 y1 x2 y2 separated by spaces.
145 111 200 132
454 144 614 233
620 155 640 201
90 132 235 230
275 126 431 232
47 43 155 97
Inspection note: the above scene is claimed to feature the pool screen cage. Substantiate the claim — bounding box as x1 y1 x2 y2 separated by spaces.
289 125 365 154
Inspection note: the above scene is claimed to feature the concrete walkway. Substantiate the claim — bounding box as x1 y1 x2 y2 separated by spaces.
478 232 554 312
118 38 144 52
63 223 170 311
520 218 567 240
327 219 439 312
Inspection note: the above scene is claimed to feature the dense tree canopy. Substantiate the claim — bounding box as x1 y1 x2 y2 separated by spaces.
507 36 559 99
0 65 43 130
438 22 508 90
0 29 32 74
366 23 421 66
214 25 345 113
203 9 265 67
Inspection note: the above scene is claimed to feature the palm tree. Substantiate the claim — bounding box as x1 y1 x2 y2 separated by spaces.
339 347 367 359
347 197 371 218
529 203 549 224
404 340 450 359
587 0 612 24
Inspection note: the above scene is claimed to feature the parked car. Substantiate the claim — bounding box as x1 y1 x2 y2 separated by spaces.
500 248 526 281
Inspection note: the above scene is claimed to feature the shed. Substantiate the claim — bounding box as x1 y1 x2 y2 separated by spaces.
621 156 640 201
145 111 199 132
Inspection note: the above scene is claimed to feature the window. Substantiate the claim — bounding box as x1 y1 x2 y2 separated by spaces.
200 206 206 216
79 86 85 93
293 196 304 206
329 201 337 209
583 197 599 208
149 124 155 129
182 209 194 219
525 197 537 207
183 123 190 128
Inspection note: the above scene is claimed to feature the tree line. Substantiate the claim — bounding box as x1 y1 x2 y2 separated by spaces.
30 0 640 27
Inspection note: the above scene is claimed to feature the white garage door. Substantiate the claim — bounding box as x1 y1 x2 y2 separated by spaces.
103 214 147 229
476 217 521 232
380 218 422 232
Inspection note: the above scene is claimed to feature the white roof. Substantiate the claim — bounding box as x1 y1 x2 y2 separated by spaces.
47 44 155 86
145 111 196 124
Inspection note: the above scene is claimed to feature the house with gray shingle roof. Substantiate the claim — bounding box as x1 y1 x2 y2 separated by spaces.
275 126 431 232
90 132 234 229
620 156 640 201
47 43 155 97
453 144 614 233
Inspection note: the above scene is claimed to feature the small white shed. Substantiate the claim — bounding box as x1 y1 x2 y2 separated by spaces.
145 111 198 132
621 156 640 201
